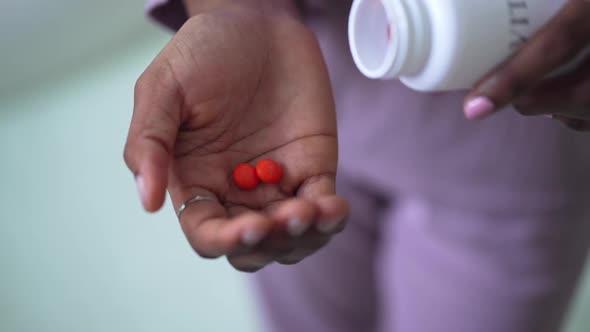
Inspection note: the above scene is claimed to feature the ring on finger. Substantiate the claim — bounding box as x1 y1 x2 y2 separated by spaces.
176 195 217 221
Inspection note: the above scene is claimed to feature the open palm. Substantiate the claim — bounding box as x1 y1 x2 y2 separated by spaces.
125 8 349 271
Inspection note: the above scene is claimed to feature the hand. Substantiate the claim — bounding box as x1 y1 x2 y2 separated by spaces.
463 0 590 131
124 6 349 272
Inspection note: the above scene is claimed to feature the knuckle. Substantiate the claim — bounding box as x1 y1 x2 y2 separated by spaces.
184 12 222 30
134 59 178 101
134 72 151 98
122 146 135 171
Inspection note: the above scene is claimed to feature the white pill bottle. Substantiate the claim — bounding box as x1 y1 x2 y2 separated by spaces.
348 0 568 91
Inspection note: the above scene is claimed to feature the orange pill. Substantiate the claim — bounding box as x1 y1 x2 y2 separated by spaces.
256 159 283 184
233 163 259 190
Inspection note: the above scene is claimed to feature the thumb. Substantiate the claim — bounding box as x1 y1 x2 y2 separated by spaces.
124 60 182 212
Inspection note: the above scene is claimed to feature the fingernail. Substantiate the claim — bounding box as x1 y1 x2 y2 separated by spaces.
316 218 343 234
135 175 147 207
287 218 310 237
464 96 495 120
241 229 265 247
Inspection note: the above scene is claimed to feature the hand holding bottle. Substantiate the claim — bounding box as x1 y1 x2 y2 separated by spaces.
465 0 590 130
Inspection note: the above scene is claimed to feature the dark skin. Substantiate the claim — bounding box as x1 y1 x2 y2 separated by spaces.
124 0 349 272
464 0 590 130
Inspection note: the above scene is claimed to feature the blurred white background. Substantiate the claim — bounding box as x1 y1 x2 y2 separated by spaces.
0 1 151 94
0 1 589 331
0 1 258 331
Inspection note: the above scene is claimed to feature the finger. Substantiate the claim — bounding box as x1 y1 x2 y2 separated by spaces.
512 59 590 118
227 199 331 267
185 212 273 259
252 225 332 263
246 196 342 266
464 0 590 120
275 233 331 265
552 115 590 131
296 175 350 235
267 198 318 237
225 205 295 255
235 230 330 267
563 120 590 131
176 191 273 258
227 252 276 273
313 195 350 235
297 173 337 198
124 56 182 212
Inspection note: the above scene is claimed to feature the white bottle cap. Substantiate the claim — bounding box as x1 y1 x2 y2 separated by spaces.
349 0 427 80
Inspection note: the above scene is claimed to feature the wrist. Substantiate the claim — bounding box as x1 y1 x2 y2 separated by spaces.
182 0 300 19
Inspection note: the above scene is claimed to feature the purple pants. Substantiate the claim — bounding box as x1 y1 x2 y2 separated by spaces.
253 173 590 332
252 3 590 331
145 1 590 331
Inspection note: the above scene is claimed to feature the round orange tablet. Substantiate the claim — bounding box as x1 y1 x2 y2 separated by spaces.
233 163 259 190
256 159 283 184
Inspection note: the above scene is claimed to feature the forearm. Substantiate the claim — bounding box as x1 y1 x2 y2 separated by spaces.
182 0 300 18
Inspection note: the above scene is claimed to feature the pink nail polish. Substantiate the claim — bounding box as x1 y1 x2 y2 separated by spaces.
136 175 147 207
464 97 495 120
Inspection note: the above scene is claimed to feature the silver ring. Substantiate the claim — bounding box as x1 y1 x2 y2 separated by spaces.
177 195 216 220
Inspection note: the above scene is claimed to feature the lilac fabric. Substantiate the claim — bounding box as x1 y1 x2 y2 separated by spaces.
146 0 188 31
146 1 590 331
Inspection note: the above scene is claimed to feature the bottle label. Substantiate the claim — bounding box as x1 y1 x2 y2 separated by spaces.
508 0 530 49
507 0 565 50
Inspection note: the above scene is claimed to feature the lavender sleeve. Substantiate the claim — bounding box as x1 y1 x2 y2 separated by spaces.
145 0 189 31
146 0 307 31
